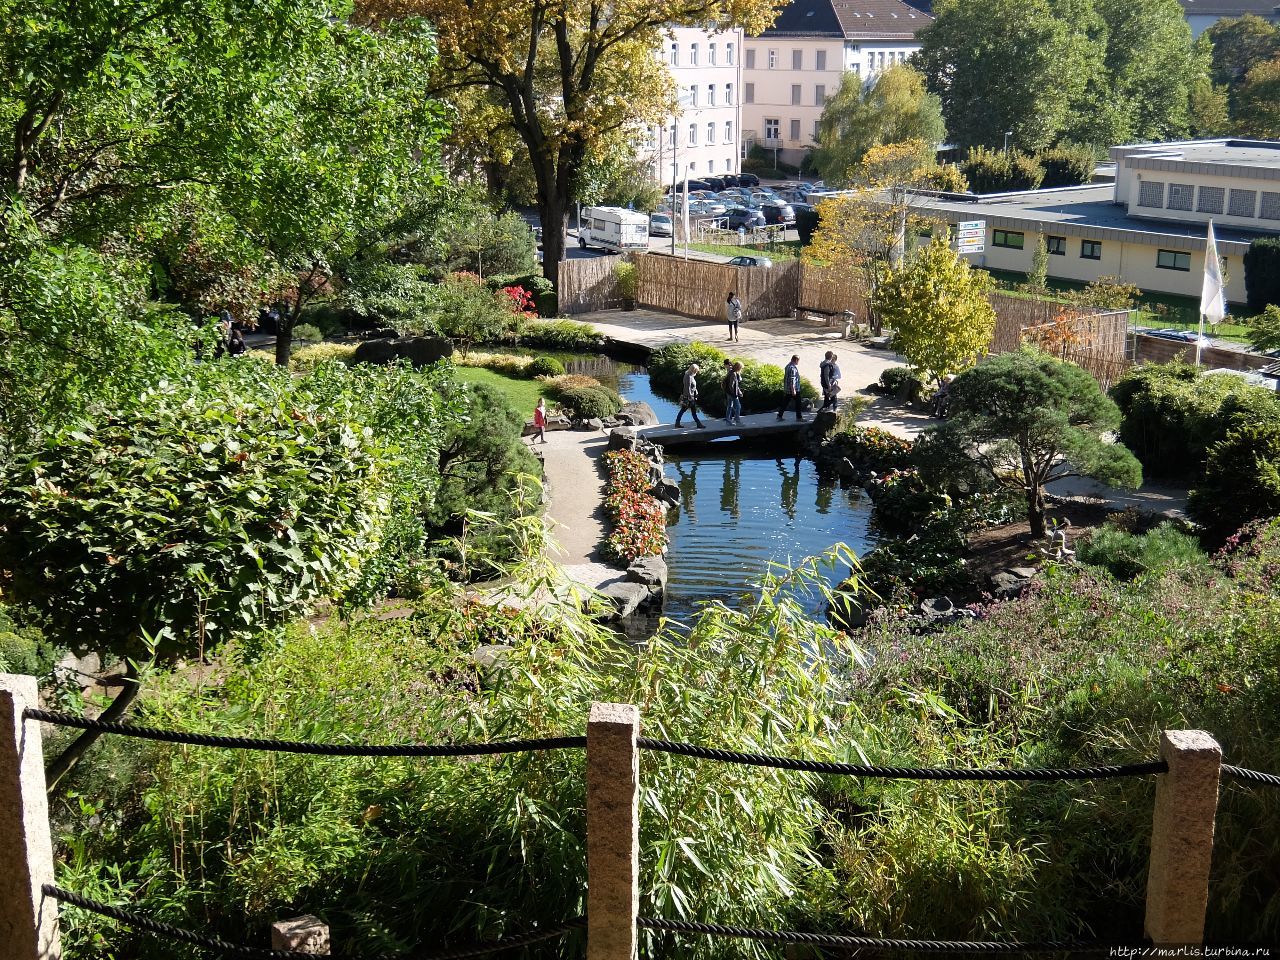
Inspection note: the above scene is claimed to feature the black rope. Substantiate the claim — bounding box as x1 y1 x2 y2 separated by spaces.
25 709 585 757
637 916 1134 953
638 738 1168 781
45 885 585 959
1223 763 1280 789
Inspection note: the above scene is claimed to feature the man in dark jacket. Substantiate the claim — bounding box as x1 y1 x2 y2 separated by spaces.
674 362 706 428
776 355 804 421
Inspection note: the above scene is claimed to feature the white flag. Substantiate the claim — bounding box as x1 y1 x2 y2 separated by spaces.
1200 221 1226 327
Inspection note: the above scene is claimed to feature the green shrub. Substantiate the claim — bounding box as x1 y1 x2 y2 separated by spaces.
456 351 532 378
525 356 565 378
649 342 819 415
290 342 359 371
557 385 623 420
1036 145 1096 188
0 603 56 677
515 319 604 351
1110 363 1280 478
489 273 557 318
1077 522 1208 580
614 261 639 301
1189 415 1280 541
961 147 1045 193
293 323 324 343
796 206 820 245
878 366 927 404
1243 236 1280 314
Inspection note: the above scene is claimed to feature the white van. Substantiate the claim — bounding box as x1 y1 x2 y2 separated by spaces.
578 206 650 252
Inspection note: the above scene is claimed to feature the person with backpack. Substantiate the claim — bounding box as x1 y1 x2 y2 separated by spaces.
725 292 743 342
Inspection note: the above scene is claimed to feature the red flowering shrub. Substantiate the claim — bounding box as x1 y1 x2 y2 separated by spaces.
501 285 537 318
601 450 667 564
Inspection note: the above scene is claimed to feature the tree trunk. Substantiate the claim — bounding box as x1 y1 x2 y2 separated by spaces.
538 189 569 291
275 303 300 366
1027 485 1047 539
45 659 142 793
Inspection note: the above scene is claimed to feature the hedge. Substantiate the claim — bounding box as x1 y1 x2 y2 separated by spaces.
649 342 820 416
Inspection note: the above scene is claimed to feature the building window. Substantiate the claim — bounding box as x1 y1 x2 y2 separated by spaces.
790 118 801 141
724 121 733 143
851 62 860 77
690 43 699 66
1262 191 1280 220
668 125 676 147
768 48 778 69
1229 188 1257 218
725 83 733 104
1197 186 1225 215
813 119 820 140
1167 183 1194 211
707 121 716 145
764 118 780 141
816 49 827 71
1138 180 1165 208
792 49 803 70
670 43 678 66
708 84 716 106
791 84 801 105
993 229 1024 250
727 43 735 65
709 43 717 65
745 47 754 69
1081 239 1102 260
815 84 826 104
1046 235 1066 255
688 124 697 146
708 159 715 173
1157 249 1191 272
688 161 696 173
744 83 754 104
877 51 886 69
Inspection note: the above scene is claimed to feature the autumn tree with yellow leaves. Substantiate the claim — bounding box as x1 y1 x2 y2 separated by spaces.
359 0 784 286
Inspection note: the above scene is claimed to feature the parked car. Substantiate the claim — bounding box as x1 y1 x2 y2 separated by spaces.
737 172 761 186
669 179 713 193
649 212 673 237
761 202 796 225
1143 328 1210 344
703 176 728 191
720 174 742 187
720 207 767 229
689 200 727 216
726 255 773 268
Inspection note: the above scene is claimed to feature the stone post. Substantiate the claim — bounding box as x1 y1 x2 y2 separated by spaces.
271 916 329 954
587 702 640 960
0 674 61 960
1144 729 1222 946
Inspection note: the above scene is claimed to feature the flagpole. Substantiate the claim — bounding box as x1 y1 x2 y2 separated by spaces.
1198 220 1225 369
1196 310 1205 367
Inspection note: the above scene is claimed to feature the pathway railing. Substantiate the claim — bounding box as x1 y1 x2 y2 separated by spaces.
3 674 1278 959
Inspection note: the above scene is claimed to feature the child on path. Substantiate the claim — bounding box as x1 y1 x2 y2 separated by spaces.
533 398 548 443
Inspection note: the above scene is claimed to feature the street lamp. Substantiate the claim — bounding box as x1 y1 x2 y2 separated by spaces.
1003 130 1012 154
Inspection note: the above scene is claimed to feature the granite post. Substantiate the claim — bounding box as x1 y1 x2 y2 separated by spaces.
587 702 639 960
1144 729 1222 946
0 674 61 960
271 916 330 954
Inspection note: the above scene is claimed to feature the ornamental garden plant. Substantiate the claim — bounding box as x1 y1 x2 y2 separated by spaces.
601 449 667 564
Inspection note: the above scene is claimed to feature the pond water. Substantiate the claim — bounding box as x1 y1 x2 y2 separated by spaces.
606 360 880 624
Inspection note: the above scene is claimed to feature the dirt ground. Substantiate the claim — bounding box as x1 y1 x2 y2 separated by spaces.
964 500 1115 588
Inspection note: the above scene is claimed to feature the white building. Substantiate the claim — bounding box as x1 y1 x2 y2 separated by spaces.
741 0 933 168
1179 0 1278 38
905 139 1280 303
647 25 744 186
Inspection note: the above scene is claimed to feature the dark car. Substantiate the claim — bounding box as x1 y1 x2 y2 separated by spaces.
726 255 774 268
736 172 761 187
721 207 767 229
720 174 742 187
1143 327 1209 344
669 179 713 193
702 175 728 191
761 202 796 225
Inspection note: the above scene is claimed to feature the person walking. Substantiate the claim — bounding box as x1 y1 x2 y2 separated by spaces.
674 362 706 428
532 398 548 443
827 353 842 411
725 292 743 342
726 361 745 425
777 355 804 421
721 359 734 421
819 351 834 411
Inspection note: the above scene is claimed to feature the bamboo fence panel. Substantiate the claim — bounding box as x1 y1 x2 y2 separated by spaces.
797 262 868 319
632 253 800 321
559 255 624 315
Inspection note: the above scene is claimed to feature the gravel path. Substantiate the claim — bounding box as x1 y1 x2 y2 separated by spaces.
537 428 617 584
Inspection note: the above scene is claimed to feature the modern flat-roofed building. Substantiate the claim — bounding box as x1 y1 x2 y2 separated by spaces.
890 139 1280 304
1179 0 1279 37
740 0 932 168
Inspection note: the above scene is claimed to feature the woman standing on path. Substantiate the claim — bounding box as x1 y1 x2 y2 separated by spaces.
725 292 743 342
725 361 744 425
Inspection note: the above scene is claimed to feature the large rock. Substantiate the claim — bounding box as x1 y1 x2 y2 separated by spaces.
608 427 638 451
574 417 605 431
626 555 668 589
352 336 453 368
989 570 1031 600
651 478 680 505
616 401 659 427
600 581 652 621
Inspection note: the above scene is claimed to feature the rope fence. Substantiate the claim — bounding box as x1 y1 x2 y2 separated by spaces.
5 691 1279 960
44 885 584 960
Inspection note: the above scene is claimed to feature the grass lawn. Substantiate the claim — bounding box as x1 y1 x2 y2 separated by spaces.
685 239 802 261
454 365 545 415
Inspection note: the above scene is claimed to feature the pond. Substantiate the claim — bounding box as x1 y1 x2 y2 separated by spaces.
610 361 879 623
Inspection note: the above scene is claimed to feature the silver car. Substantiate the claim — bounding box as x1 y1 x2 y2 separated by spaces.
649 213 673 237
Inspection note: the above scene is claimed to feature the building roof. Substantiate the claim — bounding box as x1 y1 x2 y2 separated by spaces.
760 0 933 40
1179 0 1279 17
893 185 1278 255
1113 138 1280 181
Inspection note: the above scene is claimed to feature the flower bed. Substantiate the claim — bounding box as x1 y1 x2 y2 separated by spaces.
601 449 667 564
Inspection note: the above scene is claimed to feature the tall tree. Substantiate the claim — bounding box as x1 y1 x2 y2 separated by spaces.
1205 13 1280 89
812 65 945 188
917 0 1096 150
1233 57 1280 138
358 0 782 288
